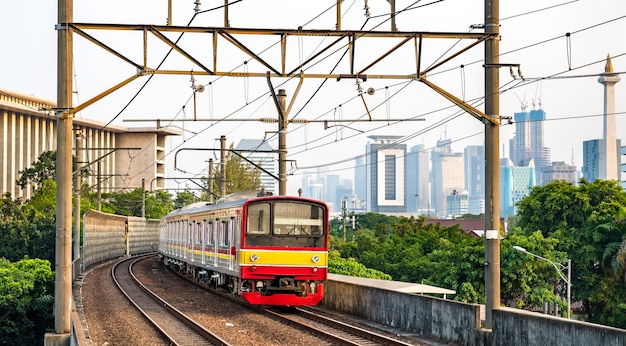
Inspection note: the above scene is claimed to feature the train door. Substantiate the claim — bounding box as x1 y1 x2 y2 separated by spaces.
177 221 182 259
183 221 187 260
169 222 174 255
213 219 219 267
177 221 182 258
179 220 184 259
228 217 235 271
189 220 197 262
166 222 172 255
206 220 215 266
201 220 206 265
195 220 202 263
218 219 226 268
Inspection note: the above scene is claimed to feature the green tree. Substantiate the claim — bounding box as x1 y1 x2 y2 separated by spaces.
16 151 58 192
0 184 56 264
173 190 199 209
334 214 490 302
328 212 570 309
0 257 54 345
328 251 392 280
0 193 29 262
501 230 567 311
204 143 262 198
601 212 626 282
102 188 173 219
516 179 626 325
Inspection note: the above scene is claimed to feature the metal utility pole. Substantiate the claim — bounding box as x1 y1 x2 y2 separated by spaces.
208 158 214 203
96 161 102 211
141 178 146 218
220 135 227 197
73 132 82 263
342 198 347 241
484 0 501 330
277 89 287 195
53 0 73 340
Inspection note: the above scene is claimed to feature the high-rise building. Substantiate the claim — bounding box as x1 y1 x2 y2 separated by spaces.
407 144 429 214
235 139 277 195
365 135 406 213
540 161 578 184
300 171 324 201
324 174 354 212
446 190 469 218
582 139 622 182
621 146 626 188
325 174 340 211
354 156 367 209
598 54 621 180
431 138 464 217
529 109 551 184
464 145 485 215
510 111 531 166
582 139 602 181
500 158 536 218
509 108 551 185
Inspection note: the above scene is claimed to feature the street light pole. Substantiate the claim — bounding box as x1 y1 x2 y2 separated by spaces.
415 193 419 216
451 189 458 219
513 246 571 319
567 258 571 319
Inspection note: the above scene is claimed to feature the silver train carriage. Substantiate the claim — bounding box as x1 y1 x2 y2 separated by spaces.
158 191 329 306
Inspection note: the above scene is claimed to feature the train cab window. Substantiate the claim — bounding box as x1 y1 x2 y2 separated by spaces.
246 202 270 235
274 202 325 236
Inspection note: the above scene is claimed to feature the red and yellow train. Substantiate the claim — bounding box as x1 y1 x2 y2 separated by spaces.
158 191 329 306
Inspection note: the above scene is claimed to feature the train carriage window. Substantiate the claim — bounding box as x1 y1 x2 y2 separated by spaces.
246 203 270 235
204 220 212 247
194 221 201 246
181 222 184 244
183 222 187 245
221 220 230 247
177 221 182 245
216 219 223 248
189 221 196 247
187 222 192 246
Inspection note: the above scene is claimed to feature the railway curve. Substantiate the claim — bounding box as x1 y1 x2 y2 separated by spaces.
112 255 230 345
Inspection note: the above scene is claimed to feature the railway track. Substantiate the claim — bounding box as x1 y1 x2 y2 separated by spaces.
112 255 231 346
163 259 422 345
264 306 416 346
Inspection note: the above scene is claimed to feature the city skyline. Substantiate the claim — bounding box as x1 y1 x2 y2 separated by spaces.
305 79 624 216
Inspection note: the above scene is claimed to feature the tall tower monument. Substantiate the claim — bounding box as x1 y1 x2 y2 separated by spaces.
598 54 621 180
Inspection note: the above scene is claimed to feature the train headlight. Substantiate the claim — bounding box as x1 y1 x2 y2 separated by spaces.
312 255 320 263
250 253 259 262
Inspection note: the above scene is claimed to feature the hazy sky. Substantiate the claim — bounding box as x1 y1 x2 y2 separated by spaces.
2 0 625 195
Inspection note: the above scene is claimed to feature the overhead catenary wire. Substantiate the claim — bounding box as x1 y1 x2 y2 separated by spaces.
290 48 626 172
93 2 625 187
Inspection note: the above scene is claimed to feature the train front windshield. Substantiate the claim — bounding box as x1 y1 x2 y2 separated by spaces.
245 200 325 248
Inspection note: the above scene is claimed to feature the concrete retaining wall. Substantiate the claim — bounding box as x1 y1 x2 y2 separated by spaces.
493 307 626 346
82 210 159 270
322 277 626 346
322 278 487 345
